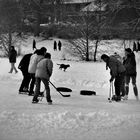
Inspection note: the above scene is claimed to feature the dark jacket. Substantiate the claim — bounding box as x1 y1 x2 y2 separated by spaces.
107 56 126 78
123 52 137 76
18 53 32 73
9 49 17 63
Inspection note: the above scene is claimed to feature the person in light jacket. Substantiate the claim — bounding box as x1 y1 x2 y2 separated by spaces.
32 53 53 104
28 47 47 95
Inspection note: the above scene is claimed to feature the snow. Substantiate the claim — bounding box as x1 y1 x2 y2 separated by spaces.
0 37 140 140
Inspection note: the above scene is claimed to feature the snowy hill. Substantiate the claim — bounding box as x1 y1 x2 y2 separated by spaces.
0 37 140 140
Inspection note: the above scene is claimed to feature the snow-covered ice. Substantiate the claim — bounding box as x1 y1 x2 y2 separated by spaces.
0 37 140 140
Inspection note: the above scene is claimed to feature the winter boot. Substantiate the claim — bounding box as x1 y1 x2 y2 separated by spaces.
115 96 121 102
29 91 34 96
48 102 52 105
122 95 128 100
47 99 53 105
32 98 39 103
39 91 44 97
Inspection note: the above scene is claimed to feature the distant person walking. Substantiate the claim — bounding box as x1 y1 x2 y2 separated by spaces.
58 40 62 51
53 40 57 51
32 53 53 104
133 42 137 52
123 48 139 100
137 41 140 51
101 54 126 101
8 46 18 74
33 39 36 50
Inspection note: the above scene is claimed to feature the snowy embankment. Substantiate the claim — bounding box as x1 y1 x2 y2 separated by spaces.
0 37 140 140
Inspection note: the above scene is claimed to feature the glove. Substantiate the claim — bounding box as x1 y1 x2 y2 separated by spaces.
109 77 114 82
18 66 21 69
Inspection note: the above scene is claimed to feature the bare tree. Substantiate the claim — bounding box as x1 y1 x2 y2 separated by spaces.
65 10 94 61
0 0 22 56
100 0 140 39
65 0 106 61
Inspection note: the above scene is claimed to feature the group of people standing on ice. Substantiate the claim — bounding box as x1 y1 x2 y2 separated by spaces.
101 48 139 101
8 39 139 104
8 39 67 104
17 46 53 104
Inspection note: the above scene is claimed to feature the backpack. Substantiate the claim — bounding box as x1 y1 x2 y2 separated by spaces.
110 53 123 63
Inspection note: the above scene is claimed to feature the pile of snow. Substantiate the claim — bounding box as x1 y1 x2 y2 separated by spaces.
0 110 140 140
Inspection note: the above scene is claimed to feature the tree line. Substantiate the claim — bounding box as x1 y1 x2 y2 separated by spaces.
0 0 140 61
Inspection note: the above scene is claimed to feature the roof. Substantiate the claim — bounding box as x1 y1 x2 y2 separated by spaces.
82 2 106 11
64 0 94 4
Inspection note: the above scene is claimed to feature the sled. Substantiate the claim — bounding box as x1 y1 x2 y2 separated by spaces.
80 90 96 96
56 87 72 92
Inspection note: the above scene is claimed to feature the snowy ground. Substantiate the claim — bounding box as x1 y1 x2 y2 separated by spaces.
0 37 140 140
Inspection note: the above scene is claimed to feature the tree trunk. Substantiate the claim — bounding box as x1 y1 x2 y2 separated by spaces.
93 39 99 62
86 37 89 61
8 28 12 55
34 11 41 36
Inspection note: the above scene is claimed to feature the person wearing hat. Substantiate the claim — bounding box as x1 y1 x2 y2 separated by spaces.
32 52 53 104
123 48 139 100
101 54 126 101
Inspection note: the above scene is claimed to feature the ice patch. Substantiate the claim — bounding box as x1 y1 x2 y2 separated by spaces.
54 78 108 88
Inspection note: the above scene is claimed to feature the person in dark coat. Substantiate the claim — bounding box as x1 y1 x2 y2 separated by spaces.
123 48 139 100
53 41 57 51
18 53 32 93
8 46 18 73
101 54 126 101
58 40 62 51
137 41 140 51
133 42 137 52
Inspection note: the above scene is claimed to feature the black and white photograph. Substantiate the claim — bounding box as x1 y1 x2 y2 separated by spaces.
0 0 140 140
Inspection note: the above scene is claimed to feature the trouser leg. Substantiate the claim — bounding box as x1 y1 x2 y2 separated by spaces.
125 86 129 96
13 63 18 73
114 77 121 96
33 77 41 101
19 72 26 91
120 76 125 96
24 73 31 90
9 63 14 73
131 75 138 97
125 75 130 96
133 85 138 96
29 74 35 93
41 78 52 102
